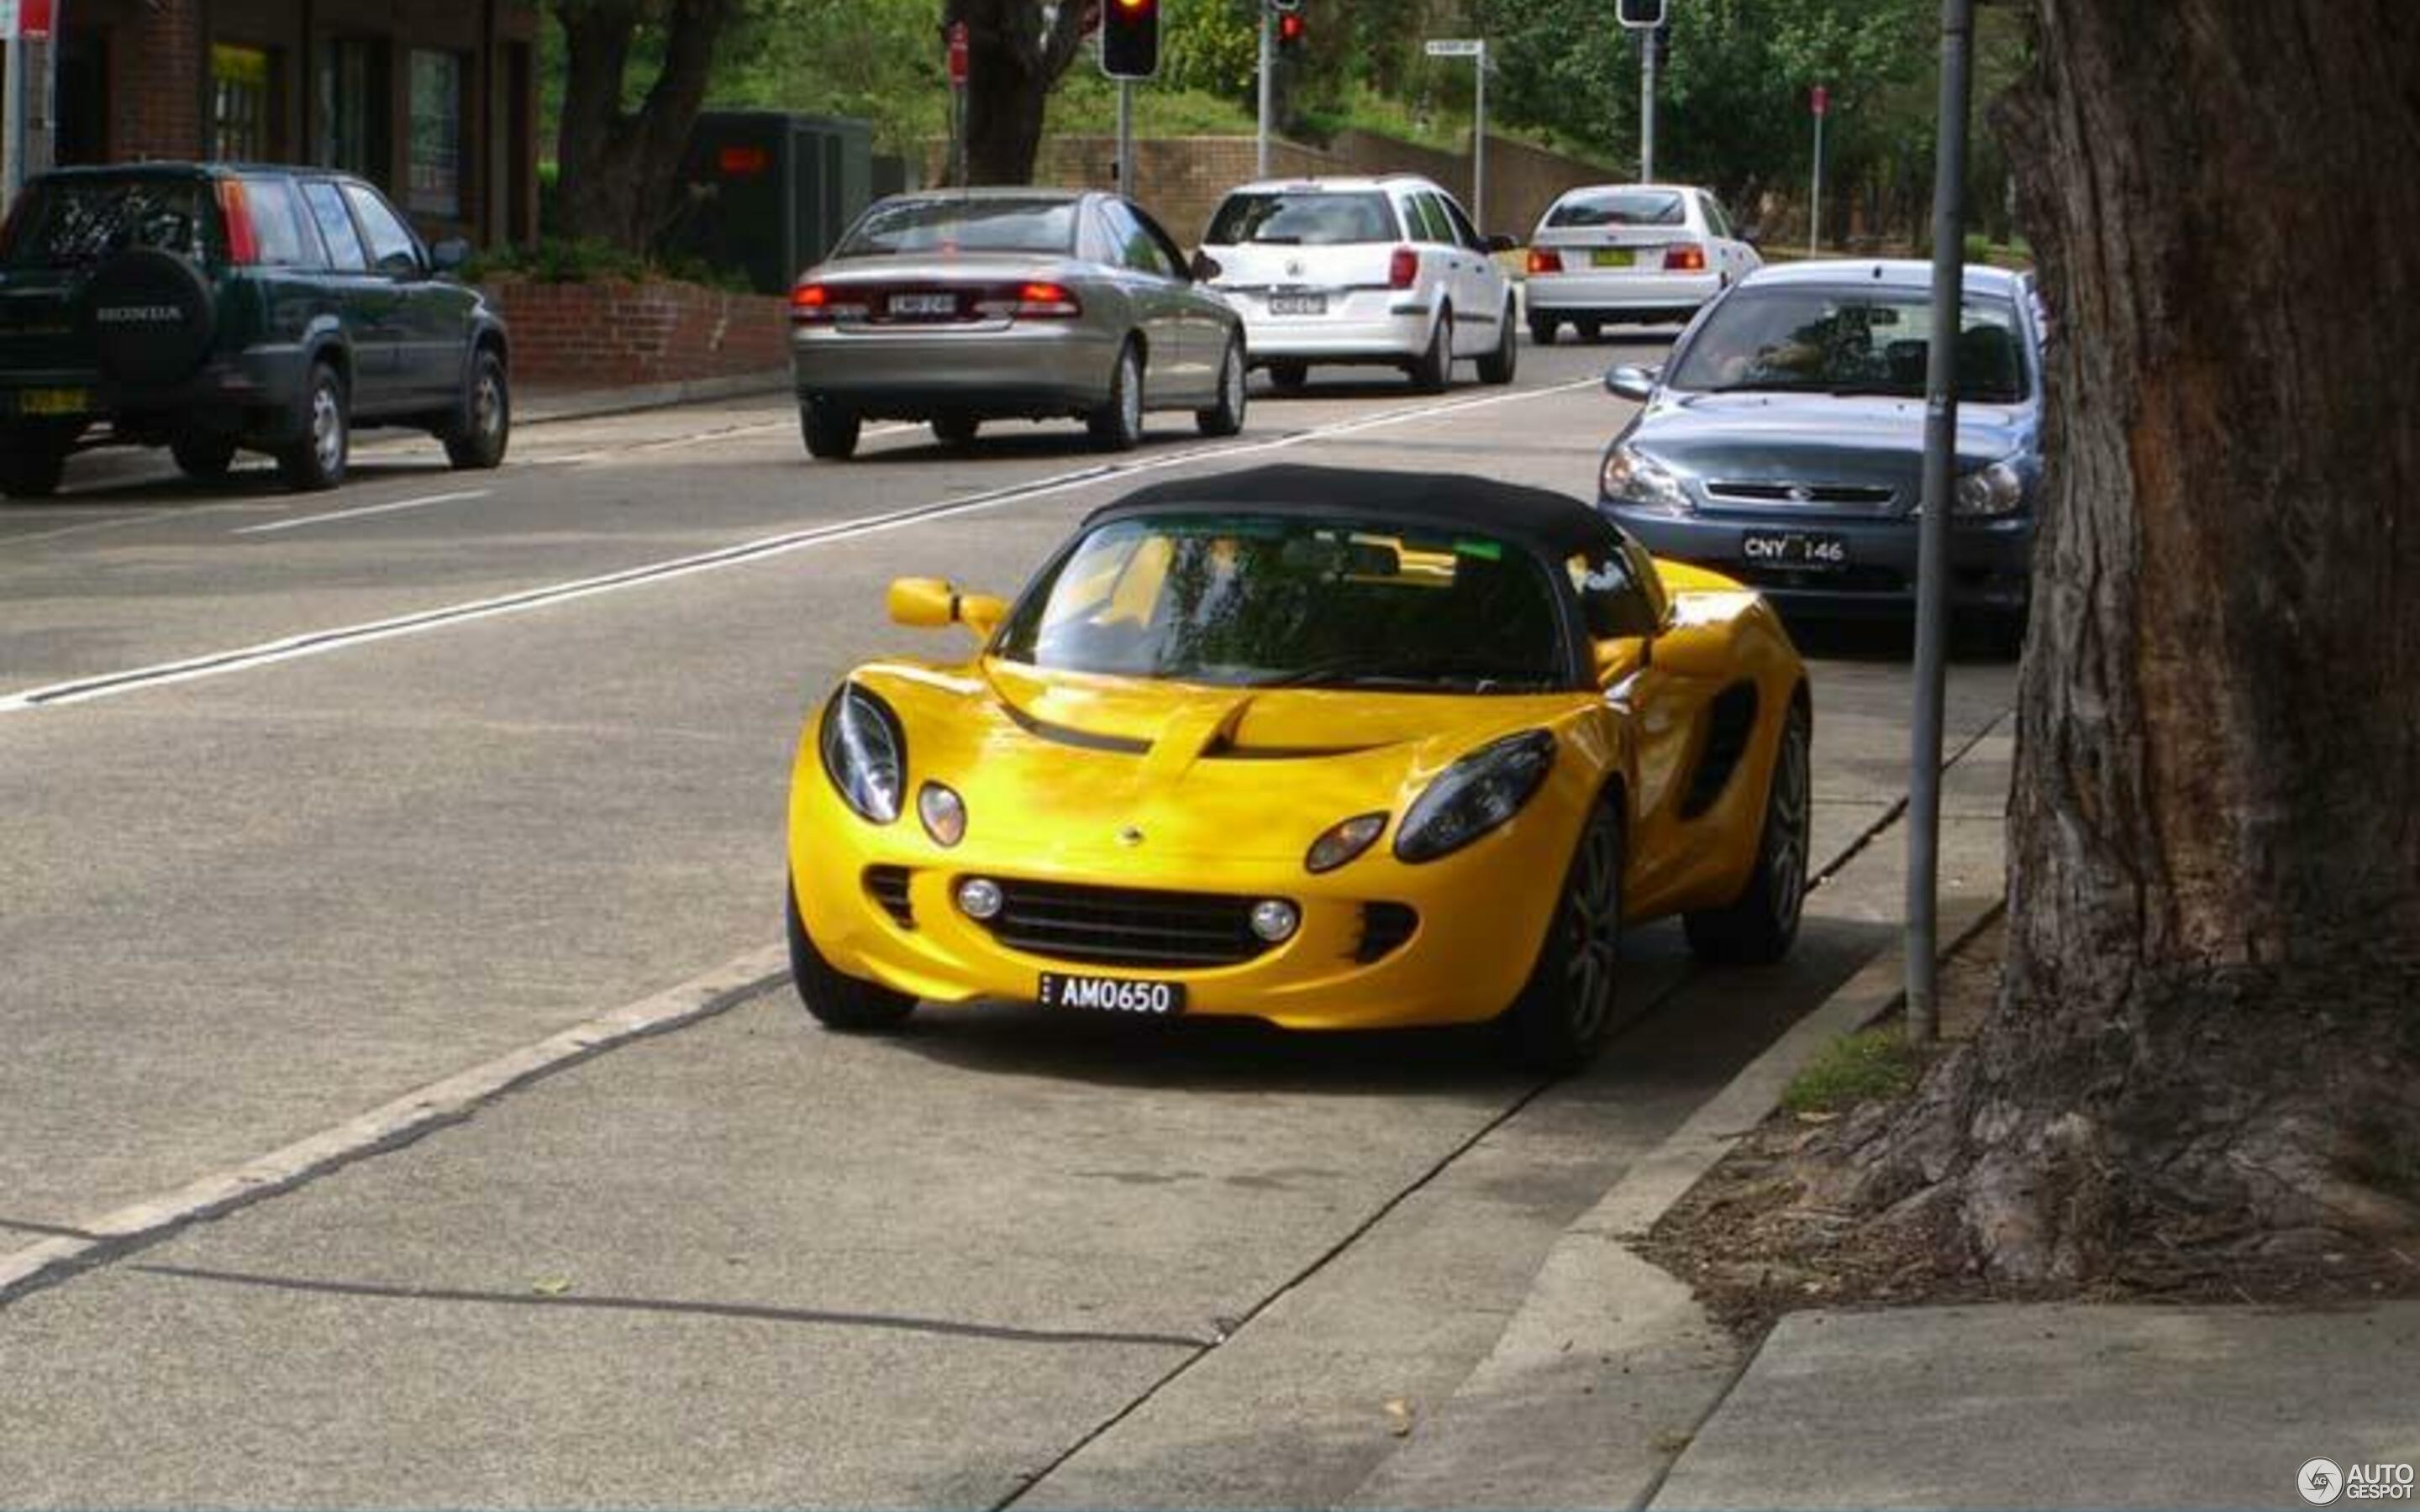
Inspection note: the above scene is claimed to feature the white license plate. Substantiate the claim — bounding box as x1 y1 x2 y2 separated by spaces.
1038 973 1186 1016
888 292 958 317
1267 293 1327 317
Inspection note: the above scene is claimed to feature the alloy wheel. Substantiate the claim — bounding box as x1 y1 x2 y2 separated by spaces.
1562 814 1622 1045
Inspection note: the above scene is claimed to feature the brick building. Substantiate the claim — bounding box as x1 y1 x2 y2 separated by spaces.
47 0 539 246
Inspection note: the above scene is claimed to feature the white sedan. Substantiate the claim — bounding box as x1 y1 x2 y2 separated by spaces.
1523 184 1761 343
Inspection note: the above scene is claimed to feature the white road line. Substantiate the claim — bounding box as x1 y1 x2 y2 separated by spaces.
0 379 1595 714
233 488 493 535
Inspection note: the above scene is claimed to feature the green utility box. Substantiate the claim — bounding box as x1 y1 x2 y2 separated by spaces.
662 111 876 295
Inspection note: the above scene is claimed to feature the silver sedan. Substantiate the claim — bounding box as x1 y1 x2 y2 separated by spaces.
789 188 1249 460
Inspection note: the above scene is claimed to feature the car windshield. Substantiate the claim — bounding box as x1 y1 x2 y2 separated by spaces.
833 197 1078 258
996 513 1570 693
0 177 215 268
1666 286 2031 402
1205 192 1399 246
1546 189 1686 228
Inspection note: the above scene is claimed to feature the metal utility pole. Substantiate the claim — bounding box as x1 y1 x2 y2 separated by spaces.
1255 3 1273 178
1906 0 1975 1044
1639 28 1657 182
1471 43 1486 230
1116 77 1134 197
1808 84 1828 255
3 34 23 211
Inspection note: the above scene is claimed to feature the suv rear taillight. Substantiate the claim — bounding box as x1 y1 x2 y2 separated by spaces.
1388 246 1419 289
1663 244 1707 272
1526 248 1562 275
214 179 260 265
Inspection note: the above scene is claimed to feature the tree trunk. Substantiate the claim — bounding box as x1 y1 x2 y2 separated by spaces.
551 0 739 249
949 0 1093 186
1853 0 2420 1283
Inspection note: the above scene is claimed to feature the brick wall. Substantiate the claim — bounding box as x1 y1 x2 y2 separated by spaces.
481 280 792 388
116 0 204 160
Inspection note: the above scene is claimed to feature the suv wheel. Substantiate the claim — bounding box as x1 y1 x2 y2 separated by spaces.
0 425 71 498
275 363 350 492
1410 311 1452 394
442 347 511 470
171 433 239 481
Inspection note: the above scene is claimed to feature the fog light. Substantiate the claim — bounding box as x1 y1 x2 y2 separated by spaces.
1249 899 1300 943
918 782 966 846
957 877 1004 921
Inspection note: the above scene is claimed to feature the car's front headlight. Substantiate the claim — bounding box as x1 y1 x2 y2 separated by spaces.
1954 456 2028 517
1599 443 1693 513
1394 731 1558 864
819 682 906 824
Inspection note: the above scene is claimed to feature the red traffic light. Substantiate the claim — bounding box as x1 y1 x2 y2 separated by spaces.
1102 0 1159 77
1277 11 1305 45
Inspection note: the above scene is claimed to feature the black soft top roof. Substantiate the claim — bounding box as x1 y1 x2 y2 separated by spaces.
1086 465 1618 556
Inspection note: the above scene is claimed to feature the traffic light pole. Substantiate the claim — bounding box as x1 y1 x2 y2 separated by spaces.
1472 43 1486 233
1639 29 1657 183
1117 78 1134 197
1255 4 1273 179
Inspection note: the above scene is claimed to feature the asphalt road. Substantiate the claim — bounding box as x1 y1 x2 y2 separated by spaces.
0 338 2017 1505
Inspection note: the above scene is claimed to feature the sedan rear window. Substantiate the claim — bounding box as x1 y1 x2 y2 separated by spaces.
834 198 1078 257
1547 189 1686 228
1206 192 1401 247
0 177 216 267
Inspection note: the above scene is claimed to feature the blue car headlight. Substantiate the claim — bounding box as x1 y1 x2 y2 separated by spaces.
819 682 906 824
1600 443 1692 514
1954 455 2029 517
1394 731 1558 864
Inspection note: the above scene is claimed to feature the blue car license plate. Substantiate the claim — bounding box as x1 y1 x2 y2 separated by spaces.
1038 973 1186 1016
1741 530 1849 570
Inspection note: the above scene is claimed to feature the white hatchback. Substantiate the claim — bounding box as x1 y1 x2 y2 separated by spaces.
1197 175 1519 393
1523 183 1761 342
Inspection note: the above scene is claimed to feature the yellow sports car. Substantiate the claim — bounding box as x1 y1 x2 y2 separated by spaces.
786 465 1810 1068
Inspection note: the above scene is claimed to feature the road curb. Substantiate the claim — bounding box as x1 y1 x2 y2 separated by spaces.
515 368 792 428
0 947 788 1310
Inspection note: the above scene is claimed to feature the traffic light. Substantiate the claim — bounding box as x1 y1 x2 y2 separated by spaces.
1102 0 1160 79
1616 0 1665 27
1276 8 1306 49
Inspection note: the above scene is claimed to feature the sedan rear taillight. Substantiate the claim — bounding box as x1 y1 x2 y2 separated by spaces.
1663 244 1707 272
790 281 871 323
215 180 260 265
1388 246 1420 289
970 281 1081 319
1526 247 1562 275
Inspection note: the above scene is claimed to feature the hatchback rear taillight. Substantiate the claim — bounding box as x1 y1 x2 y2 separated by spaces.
214 179 260 265
1526 247 1562 275
1388 246 1419 290
1663 244 1707 272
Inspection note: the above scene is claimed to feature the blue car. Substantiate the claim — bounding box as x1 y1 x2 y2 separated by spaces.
1596 260 2045 632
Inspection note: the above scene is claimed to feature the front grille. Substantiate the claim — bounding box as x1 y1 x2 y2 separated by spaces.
1706 480 1899 512
981 879 1280 969
864 866 915 929
1355 903 1419 963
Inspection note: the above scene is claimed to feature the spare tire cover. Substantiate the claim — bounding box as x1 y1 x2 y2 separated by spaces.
78 248 217 386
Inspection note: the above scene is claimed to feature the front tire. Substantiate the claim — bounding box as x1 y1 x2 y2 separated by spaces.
1266 360 1308 393
1477 301 1518 385
1087 341 1145 452
171 433 239 481
1684 701 1812 965
786 876 917 1032
442 347 512 470
1196 336 1247 437
931 413 981 449
1576 318 1603 344
0 427 69 498
275 362 350 492
1503 804 1625 1074
1528 314 1558 346
800 396 860 459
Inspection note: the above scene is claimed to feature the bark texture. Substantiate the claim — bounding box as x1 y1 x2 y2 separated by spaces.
1854 0 2420 1281
553 0 740 249
946 0 1095 186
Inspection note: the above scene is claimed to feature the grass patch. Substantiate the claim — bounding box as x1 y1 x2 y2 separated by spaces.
1782 1026 1922 1115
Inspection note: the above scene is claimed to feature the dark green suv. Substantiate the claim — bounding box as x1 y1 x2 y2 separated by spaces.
0 163 510 496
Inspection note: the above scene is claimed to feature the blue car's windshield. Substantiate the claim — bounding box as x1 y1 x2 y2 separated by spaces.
1668 287 2030 403
995 514 1570 693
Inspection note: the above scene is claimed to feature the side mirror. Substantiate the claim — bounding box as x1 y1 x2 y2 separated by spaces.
1483 233 1519 255
1605 365 1658 403
1593 637 1650 687
1188 249 1223 282
430 237 470 272
886 576 1007 640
